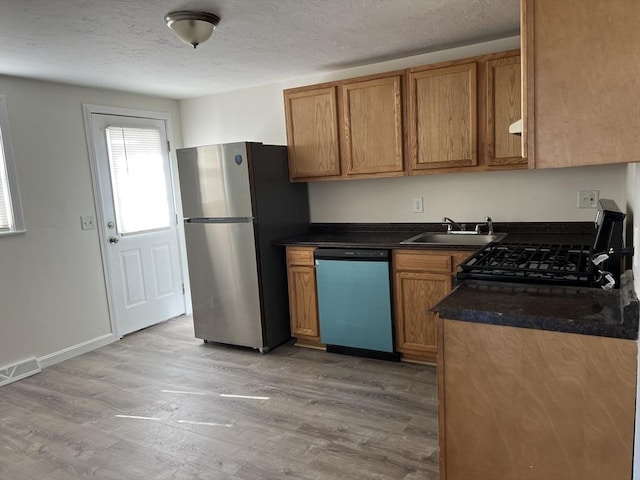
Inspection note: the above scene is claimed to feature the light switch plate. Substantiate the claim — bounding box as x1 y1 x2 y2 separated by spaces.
413 197 424 213
81 215 96 230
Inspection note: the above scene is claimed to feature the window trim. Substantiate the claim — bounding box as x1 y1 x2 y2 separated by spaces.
0 95 25 235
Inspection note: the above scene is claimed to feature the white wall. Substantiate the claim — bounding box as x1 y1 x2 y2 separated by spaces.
0 75 183 368
304 165 626 222
179 36 628 223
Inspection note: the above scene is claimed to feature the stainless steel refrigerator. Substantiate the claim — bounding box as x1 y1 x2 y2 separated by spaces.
177 142 309 352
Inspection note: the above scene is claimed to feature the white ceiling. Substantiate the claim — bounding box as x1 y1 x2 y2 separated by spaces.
0 0 519 100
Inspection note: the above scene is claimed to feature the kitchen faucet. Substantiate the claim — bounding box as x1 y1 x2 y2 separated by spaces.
442 217 466 232
484 216 494 235
443 216 494 235
474 216 495 234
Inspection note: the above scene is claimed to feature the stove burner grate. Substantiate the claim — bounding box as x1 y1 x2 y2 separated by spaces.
457 240 596 286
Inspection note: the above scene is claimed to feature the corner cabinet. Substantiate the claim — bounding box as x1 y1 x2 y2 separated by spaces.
485 53 525 166
284 86 341 181
522 0 640 168
408 62 478 172
285 246 322 347
284 71 405 182
393 250 473 363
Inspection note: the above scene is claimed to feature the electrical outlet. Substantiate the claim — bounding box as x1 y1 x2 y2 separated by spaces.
412 197 424 213
81 215 96 230
577 190 599 209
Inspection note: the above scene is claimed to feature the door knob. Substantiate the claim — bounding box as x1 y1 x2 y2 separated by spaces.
109 236 119 244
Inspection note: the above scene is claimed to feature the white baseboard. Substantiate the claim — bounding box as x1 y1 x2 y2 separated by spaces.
38 333 117 369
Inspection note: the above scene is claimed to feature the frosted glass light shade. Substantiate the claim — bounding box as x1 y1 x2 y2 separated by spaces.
165 11 220 48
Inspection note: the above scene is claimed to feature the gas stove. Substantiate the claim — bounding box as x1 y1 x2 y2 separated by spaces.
457 199 633 290
457 239 595 286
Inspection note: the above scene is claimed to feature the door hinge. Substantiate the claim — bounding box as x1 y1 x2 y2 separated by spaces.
167 140 171 152
182 283 185 295
175 213 179 225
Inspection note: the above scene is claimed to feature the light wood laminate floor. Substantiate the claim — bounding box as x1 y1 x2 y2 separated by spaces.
0 316 439 479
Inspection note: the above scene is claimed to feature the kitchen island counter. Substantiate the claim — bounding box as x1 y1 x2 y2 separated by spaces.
435 271 638 479
433 271 638 340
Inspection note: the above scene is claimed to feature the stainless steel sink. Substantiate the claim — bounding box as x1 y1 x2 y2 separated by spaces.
400 232 507 246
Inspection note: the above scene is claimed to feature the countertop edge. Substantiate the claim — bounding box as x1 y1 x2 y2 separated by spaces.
433 274 639 341
435 305 638 341
273 222 594 250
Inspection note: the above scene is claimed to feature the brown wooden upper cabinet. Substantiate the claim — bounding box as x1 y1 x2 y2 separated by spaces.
283 49 527 182
341 73 404 177
408 62 478 173
485 53 525 167
522 0 640 168
284 85 341 181
284 72 404 182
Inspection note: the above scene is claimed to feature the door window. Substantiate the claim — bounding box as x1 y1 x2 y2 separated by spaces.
105 126 171 235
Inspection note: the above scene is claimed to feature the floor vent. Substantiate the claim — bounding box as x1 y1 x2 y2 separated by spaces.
0 357 42 387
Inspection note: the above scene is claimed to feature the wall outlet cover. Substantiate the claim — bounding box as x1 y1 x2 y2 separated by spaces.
577 190 599 209
413 197 424 213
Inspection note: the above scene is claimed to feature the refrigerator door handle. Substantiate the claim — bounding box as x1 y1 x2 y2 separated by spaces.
185 217 256 224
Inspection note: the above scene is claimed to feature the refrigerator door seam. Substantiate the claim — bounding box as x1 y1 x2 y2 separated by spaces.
185 217 256 224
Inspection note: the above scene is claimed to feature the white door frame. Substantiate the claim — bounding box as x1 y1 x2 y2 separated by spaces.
82 104 191 337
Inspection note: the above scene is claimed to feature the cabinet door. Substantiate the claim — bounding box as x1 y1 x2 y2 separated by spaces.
486 55 525 166
524 0 640 168
439 319 636 480
287 265 319 338
341 74 404 176
284 86 341 180
394 271 451 358
409 63 477 172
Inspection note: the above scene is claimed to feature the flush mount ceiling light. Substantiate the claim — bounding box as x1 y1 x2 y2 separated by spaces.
165 11 220 49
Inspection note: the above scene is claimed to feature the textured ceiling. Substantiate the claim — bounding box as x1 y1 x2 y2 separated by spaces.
0 0 519 99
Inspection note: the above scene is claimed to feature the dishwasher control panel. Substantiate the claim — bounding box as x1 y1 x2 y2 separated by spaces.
314 248 389 261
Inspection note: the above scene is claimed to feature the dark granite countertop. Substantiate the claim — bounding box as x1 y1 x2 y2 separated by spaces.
275 230 477 250
274 222 594 250
433 271 639 340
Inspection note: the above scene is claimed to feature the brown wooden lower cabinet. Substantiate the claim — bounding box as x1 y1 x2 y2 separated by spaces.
285 246 322 348
393 250 473 363
437 318 637 480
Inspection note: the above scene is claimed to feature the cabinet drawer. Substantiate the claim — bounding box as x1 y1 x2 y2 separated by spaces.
394 251 452 273
286 247 316 266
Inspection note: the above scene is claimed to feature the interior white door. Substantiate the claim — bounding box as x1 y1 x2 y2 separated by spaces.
90 113 185 336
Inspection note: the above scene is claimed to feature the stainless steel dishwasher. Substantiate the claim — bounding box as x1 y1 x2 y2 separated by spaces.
314 248 399 361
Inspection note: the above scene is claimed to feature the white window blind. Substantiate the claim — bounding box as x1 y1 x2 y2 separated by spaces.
105 126 171 235
0 128 14 231
0 95 23 235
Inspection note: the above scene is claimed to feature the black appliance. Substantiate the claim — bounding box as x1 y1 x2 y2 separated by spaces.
593 198 627 283
457 199 633 290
